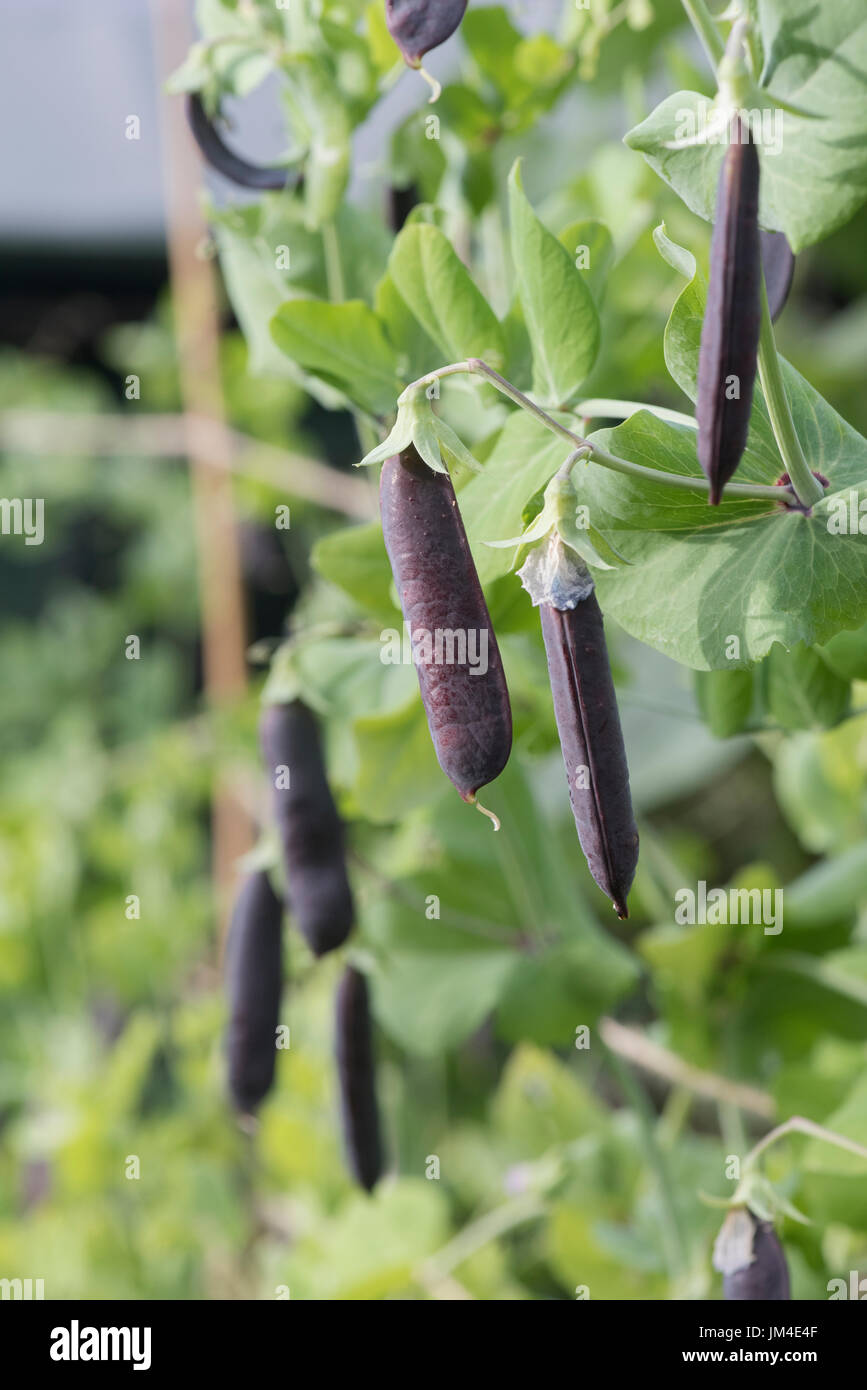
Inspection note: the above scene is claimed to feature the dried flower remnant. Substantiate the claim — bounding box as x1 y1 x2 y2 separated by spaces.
714 1206 791 1301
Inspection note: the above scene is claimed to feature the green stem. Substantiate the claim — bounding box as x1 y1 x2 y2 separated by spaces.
680 0 725 69
418 1192 544 1284
599 1037 688 1283
577 399 698 429
744 1116 867 1172
757 284 824 509
321 221 345 305
403 360 794 503
322 221 378 456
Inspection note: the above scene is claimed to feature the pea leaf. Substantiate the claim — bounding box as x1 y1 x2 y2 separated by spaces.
508 162 601 407
557 219 615 306
761 644 851 731
588 408 867 670
625 3 867 251
388 224 505 369
270 300 403 415
311 523 398 622
694 668 754 738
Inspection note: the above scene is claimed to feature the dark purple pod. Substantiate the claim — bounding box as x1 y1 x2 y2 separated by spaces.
225 870 284 1115
540 594 638 918
760 230 795 323
260 701 354 957
186 93 295 191
723 1212 791 1301
385 0 468 67
697 116 761 505
335 966 383 1192
380 445 512 803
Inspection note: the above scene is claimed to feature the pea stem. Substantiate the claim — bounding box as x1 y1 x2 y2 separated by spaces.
598 1035 689 1282
401 360 796 504
756 282 825 508
744 1115 867 1172
323 221 378 457
679 0 725 69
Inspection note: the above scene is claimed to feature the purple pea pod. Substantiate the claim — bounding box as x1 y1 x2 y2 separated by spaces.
760 230 795 323
539 590 639 919
697 115 761 505
385 0 468 66
335 966 383 1192
260 701 355 957
715 1206 791 1301
380 445 512 811
225 870 284 1116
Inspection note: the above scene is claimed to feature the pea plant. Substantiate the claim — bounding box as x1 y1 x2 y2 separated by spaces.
174 0 867 1300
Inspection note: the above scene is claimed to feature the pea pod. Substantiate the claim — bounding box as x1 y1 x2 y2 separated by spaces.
186 93 294 191
260 701 354 956
760 230 795 324
539 592 638 918
380 445 512 808
697 116 761 505
385 0 468 67
722 1210 790 1301
225 870 284 1116
335 966 383 1192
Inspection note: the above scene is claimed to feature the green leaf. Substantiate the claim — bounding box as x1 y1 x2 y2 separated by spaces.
652 222 696 281
785 843 867 929
819 622 867 681
495 936 639 1046
372 946 518 1057
508 162 601 407
626 0 867 254
557 219 615 306
388 224 505 369
492 1045 607 1155
762 644 851 731
773 715 867 853
374 272 442 383
285 1180 450 1299
459 412 569 586
270 299 402 415
801 1072 867 1228
588 405 867 670
311 523 398 622
694 668 754 738
353 696 444 821
209 196 388 388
